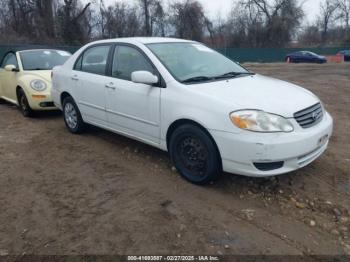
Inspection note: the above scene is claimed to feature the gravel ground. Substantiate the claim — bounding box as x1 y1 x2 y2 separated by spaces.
0 63 349 256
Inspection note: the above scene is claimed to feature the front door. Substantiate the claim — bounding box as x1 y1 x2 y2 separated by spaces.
0 52 19 103
105 45 161 145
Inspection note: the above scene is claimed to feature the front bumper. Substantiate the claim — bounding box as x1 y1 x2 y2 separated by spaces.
27 92 57 110
210 112 333 177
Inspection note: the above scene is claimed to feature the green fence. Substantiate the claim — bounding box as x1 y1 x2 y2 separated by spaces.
0 44 348 63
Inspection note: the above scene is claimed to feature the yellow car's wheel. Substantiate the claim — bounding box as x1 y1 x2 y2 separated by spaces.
17 89 33 117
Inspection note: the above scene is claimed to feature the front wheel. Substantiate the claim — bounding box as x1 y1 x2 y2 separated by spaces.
17 89 33 117
62 96 86 134
169 124 222 185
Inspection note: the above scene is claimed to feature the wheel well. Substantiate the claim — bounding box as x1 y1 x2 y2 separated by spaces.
166 119 221 158
60 92 71 106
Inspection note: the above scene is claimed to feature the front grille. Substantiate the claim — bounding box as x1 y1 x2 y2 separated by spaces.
294 103 323 129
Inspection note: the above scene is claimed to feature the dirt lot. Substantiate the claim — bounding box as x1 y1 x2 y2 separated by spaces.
0 63 349 256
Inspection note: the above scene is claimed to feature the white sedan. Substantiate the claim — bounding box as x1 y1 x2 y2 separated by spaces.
51 38 333 184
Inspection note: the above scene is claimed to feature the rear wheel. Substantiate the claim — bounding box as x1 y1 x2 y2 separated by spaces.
62 96 85 134
169 124 222 185
17 89 33 117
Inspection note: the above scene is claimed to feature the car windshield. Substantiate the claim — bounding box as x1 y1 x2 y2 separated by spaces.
20 50 71 70
147 42 250 83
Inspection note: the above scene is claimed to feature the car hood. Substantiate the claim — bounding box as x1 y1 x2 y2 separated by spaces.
24 70 52 83
188 74 320 118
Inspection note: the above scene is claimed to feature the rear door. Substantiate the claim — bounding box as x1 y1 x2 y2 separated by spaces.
73 44 112 127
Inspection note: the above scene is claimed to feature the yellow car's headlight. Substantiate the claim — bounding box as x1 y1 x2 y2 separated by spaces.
230 110 294 133
30 80 47 91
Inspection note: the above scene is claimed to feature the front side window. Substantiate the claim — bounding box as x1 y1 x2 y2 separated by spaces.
147 42 248 83
20 50 71 70
79 45 111 75
1 53 18 68
112 45 154 81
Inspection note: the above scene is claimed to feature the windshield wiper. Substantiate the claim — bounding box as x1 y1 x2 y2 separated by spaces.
181 76 213 83
214 72 255 79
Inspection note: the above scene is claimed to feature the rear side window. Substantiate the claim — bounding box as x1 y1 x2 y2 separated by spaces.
75 45 111 75
1 53 18 68
112 46 154 81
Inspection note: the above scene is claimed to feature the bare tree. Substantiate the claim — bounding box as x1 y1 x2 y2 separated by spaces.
298 25 322 46
56 0 92 44
170 0 207 41
337 0 350 29
34 0 56 39
139 0 152 35
98 1 144 39
318 0 340 43
137 0 167 36
241 0 304 47
151 1 167 37
0 0 348 47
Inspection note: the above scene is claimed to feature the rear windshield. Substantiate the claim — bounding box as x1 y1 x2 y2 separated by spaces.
20 50 71 70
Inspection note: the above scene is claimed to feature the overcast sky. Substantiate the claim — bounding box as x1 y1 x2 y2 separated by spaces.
98 0 322 23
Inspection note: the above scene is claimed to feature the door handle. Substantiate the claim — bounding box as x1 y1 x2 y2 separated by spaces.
71 75 79 81
105 82 116 90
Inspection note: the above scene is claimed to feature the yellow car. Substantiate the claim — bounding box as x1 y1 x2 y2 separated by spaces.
0 48 71 116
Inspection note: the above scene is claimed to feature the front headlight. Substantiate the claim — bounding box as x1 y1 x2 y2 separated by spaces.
30 80 47 91
230 110 294 133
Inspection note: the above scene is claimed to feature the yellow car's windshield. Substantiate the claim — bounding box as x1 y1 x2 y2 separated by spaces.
20 50 71 71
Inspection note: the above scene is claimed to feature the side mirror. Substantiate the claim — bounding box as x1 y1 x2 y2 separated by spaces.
131 71 159 85
4 65 19 72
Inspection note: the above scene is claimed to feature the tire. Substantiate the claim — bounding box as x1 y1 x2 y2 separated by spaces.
169 124 222 185
17 89 33 117
62 96 85 134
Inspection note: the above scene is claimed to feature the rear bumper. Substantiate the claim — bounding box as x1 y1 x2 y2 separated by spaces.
210 112 333 177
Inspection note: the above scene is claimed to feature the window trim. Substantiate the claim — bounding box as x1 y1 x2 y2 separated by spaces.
73 43 113 76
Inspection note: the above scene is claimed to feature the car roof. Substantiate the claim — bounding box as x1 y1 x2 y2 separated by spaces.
88 37 195 45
